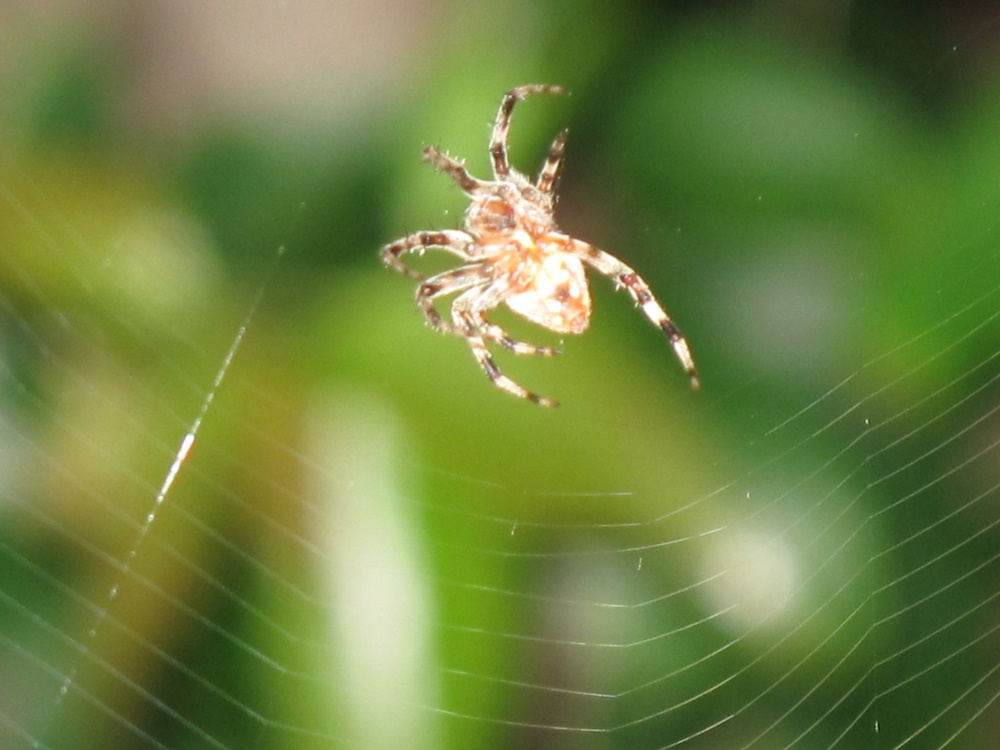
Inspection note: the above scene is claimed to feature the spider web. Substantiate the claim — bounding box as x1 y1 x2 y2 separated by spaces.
2 3 1000 750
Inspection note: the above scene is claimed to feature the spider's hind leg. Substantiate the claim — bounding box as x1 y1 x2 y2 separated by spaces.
415 264 490 335
474 315 561 357
452 287 559 406
463 325 560 407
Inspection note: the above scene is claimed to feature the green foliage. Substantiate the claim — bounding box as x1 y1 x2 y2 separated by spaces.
2 3 1000 749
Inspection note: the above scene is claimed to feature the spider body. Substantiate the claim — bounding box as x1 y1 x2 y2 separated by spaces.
381 84 698 406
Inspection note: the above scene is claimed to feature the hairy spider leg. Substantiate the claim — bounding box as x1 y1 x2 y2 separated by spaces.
416 265 489 335
416 265 559 355
472 314 561 357
464 327 559 407
422 146 485 193
536 129 568 195
573 240 700 389
380 229 476 280
451 275 562 355
489 84 566 179
452 282 559 406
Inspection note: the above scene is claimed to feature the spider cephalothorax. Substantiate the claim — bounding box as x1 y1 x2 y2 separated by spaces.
381 84 698 406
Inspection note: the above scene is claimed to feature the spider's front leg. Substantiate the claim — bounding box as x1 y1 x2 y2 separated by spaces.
536 129 568 196
422 147 485 194
573 240 700 389
490 84 566 179
380 229 476 280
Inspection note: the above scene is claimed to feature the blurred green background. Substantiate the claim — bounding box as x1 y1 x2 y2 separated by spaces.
2 1 1000 748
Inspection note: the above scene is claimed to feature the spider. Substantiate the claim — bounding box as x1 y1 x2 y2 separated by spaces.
380 84 698 407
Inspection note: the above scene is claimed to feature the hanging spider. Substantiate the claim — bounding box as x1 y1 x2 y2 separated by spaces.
380 84 698 407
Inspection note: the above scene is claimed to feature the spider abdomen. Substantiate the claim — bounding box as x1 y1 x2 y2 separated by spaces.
505 252 591 334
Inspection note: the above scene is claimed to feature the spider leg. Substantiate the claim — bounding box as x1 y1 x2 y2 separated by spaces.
451 280 560 355
422 146 485 193
416 264 490 335
474 318 561 357
473 341 559 406
413 259 559 354
572 240 700 389
452 284 559 406
490 85 566 179
380 229 475 280
460 324 560 407
536 129 568 195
